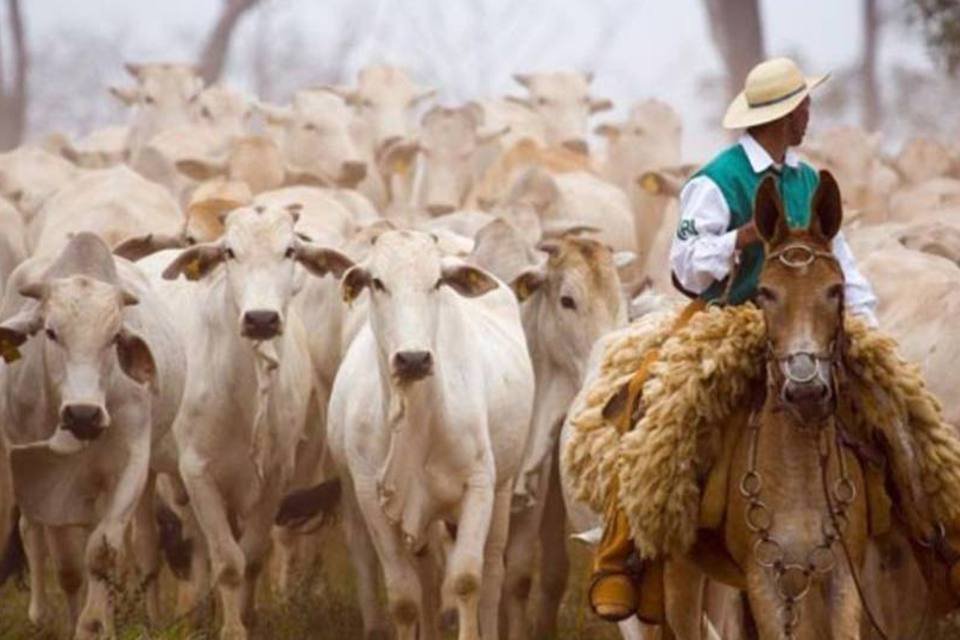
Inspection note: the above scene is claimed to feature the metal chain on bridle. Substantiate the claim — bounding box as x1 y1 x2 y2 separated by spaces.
738 241 889 639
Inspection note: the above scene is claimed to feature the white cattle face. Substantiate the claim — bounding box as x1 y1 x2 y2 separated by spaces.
511 71 612 154
339 231 498 384
195 84 251 140
162 204 352 340
511 237 624 377
596 99 682 185
111 63 205 148
0 248 155 441
343 64 436 154
258 92 367 188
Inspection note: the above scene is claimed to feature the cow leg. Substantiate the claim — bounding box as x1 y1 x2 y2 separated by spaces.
45 524 87 631
534 456 569 639
20 516 49 626
270 524 301 597
445 470 495 640
131 472 161 624
503 471 548 640
179 450 246 640
413 537 442 640
159 473 211 622
342 478 390 639
78 437 150 640
238 482 284 631
479 484 511 640
354 477 422 640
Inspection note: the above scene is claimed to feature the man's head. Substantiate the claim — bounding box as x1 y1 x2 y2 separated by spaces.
747 96 811 147
724 58 826 136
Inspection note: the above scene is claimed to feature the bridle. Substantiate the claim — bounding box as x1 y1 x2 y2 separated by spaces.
739 240 889 639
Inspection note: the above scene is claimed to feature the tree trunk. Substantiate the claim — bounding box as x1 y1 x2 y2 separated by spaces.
702 0 766 102
0 0 27 151
197 0 261 85
862 0 880 130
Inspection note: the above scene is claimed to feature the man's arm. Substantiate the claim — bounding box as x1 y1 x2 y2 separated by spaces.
670 176 746 294
832 232 880 326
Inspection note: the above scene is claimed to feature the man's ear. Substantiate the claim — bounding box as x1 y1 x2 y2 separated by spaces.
116 327 157 387
510 266 545 302
341 265 372 303
810 170 843 241
440 261 499 298
294 243 356 279
161 242 225 281
754 176 788 245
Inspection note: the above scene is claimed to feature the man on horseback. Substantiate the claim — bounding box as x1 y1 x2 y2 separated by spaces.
584 57 959 627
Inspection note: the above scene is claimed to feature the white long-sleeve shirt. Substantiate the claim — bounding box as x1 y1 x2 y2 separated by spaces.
669 134 878 325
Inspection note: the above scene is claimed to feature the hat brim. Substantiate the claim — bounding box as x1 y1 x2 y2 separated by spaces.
722 74 829 130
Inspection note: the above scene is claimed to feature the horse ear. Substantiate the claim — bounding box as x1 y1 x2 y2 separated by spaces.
754 176 787 244
810 170 843 241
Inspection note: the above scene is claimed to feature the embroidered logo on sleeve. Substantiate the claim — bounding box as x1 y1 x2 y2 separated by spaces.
676 219 698 240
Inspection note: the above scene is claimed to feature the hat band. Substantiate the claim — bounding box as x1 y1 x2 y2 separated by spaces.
746 83 807 108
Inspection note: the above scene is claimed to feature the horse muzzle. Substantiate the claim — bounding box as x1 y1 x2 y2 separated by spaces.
778 353 833 423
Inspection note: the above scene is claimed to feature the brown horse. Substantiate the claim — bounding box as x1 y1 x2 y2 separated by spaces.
714 171 871 639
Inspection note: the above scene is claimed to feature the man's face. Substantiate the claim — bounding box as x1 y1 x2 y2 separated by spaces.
787 97 811 146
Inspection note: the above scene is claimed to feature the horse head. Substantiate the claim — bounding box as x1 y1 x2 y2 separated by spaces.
755 171 845 425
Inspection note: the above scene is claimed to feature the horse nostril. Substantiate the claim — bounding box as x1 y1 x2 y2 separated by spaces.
242 310 282 339
393 351 433 380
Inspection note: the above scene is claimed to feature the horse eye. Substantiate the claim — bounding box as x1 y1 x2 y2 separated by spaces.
827 284 843 300
560 295 577 310
372 278 386 292
45 328 58 342
756 286 778 304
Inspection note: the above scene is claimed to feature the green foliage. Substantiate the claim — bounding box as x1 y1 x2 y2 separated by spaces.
909 0 960 74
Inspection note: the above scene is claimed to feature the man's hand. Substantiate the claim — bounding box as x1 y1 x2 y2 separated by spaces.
736 222 760 249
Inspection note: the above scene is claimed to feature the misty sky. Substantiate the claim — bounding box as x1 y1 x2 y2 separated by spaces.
18 0 935 157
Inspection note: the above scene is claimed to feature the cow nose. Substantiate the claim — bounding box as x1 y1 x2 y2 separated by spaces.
61 404 105 440
393 350 434 381
339 161 367 186
242 309 282 340
426 203 456 216
562 139 589 155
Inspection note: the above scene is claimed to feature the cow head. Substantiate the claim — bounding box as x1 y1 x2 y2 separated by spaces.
329 231 498 384
595 98 682 187
111 63 205 146
194 83 251 140
161 204 352 341
511 236 625 378
0 234 156 442
510 71 611 154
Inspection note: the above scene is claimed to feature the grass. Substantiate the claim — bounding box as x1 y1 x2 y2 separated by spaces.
0 525 621 640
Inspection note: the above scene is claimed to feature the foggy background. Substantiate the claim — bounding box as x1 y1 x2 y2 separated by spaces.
4 0 959 159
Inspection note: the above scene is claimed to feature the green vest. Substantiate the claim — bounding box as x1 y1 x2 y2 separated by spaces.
685 143 819 305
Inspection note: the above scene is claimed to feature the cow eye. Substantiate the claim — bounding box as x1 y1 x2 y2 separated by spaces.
303 122 318 132
560 295 577 310
536 97 548 106
45 327 58 342
223 247 236 260
143 95 156 105
284 246 296 259
200 106 212 120
372 278 386 292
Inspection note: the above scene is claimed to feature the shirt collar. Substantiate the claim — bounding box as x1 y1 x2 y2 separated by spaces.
739 133 800 173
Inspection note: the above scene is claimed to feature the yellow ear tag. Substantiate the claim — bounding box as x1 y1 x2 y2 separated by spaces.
185 258 202 281
640 173 661 195
392 156 410 176
0 338 21 364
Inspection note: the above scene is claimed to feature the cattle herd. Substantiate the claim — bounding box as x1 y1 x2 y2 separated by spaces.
0 61 958 640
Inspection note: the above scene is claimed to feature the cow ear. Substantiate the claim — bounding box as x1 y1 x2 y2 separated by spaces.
513 73 533 89
477 126 510 146
510 266 545 302
810 170 843 241
175 157 226 182
295 243 356 279
113 233 188 262
341 265 372 303
253 101 293 125
412 87 437 106
109 85 139 106
161 243 225 281
0 306 42 363
594 123 620 139
754 176 788 245
504 95 532 110
441 262 498 298
116 328 157 386
590 97 614 114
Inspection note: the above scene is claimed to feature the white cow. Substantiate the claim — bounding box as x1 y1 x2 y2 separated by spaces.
0 233 185 637
0 146 80 231
0 197 27 299
323 230 534 640
139 203 342 639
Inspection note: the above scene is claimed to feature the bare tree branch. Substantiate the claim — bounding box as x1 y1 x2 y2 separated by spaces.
702 0 766 101
862 0 880 129
0 0 28 150
198 0 261 84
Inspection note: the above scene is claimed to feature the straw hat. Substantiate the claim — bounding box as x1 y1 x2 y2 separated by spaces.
723 57 829 130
